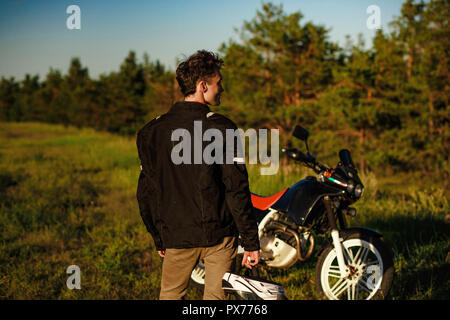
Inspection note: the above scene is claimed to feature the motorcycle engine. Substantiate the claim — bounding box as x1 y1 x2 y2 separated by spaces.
260 230 298 269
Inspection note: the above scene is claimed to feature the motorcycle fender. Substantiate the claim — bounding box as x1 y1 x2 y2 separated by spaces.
315 227 383 258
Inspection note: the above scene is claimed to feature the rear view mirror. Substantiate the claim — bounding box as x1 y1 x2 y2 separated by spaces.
293 125 309 141
339 149 355 168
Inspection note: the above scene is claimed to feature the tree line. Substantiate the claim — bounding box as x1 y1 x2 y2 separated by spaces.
0 51 176 136
0 0 448 182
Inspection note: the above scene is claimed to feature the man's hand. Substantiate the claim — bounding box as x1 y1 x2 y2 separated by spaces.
241 250 260 269
158 250 166 258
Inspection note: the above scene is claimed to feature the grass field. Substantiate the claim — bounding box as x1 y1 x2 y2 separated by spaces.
0 122 448 299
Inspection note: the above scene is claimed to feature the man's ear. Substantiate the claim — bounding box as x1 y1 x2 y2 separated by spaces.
201 81 208 93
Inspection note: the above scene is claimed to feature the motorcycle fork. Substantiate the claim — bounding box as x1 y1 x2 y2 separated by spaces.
323 196 347 277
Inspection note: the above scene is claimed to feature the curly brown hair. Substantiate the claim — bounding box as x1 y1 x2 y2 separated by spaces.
176 50 224 97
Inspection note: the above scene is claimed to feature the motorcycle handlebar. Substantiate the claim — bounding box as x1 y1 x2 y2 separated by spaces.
282 148 311 163
282 148 329 173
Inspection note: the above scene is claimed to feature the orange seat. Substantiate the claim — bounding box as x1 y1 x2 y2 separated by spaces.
251 188 288 211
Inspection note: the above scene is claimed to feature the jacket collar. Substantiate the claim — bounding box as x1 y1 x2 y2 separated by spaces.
169 101 211 114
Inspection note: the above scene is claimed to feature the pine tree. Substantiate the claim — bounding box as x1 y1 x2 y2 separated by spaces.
0 77 20 121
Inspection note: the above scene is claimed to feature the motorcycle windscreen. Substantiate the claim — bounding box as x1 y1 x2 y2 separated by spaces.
272 177 343 225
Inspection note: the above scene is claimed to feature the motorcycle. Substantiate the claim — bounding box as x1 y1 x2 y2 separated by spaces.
191 125 394 300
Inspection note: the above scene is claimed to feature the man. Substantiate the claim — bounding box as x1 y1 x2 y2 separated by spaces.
136 50 260 300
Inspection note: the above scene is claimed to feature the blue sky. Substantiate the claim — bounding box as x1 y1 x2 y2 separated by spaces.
0 0 405 81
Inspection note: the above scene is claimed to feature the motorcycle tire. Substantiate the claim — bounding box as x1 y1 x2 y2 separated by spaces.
315 230 394 300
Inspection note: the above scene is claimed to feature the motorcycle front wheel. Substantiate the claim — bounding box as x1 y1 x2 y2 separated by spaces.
315 231 394 300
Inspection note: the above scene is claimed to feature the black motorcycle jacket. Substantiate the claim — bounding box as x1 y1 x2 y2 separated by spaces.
136 101 260 252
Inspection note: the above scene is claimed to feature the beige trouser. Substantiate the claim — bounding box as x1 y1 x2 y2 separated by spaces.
159 236 237 300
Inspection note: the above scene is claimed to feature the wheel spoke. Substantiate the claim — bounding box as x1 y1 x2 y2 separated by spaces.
362 260 379 267
330 278 349 299
328 270 341 278
355 246 369 266
343 246 354 265
351 246 362 265
355 282 360 300
357 278 373 294
347 282 358 300
327 265 342 278
360 247 370 265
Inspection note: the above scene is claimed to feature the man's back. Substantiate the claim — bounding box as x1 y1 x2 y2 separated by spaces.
136 101 259 251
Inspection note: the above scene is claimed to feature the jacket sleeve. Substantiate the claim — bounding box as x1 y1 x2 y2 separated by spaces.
136 130 164 251
218 122 260 252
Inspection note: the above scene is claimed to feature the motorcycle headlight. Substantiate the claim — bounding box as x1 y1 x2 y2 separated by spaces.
346 180 355 194
354 184 364 198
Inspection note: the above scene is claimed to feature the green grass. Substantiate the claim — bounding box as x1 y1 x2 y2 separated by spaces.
0 121 448 299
